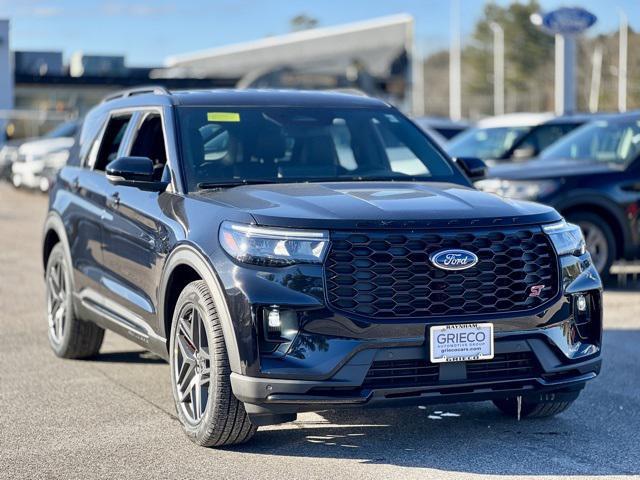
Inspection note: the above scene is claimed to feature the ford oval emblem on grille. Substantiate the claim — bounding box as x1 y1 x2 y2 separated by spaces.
430 249 478 271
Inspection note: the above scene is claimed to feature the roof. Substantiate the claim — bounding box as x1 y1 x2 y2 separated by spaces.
164 14 413 79
476 112 555 128
101 88 390 109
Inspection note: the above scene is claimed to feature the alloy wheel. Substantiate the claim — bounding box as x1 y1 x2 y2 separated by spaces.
578 220 609 274
173 304 211 424
46 257 67 344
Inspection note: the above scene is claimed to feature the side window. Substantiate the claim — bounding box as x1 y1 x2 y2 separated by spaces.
129 113 168 180
93 115 132 171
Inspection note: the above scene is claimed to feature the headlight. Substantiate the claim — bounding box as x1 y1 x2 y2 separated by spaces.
219 221 329 266
476 179 560 200
543 220 586 256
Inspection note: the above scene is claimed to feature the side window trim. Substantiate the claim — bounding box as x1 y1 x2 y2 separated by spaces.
83 116 109 169
86 111 134 171
118 111 143 159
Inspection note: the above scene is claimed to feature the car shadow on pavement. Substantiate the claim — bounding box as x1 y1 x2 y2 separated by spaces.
88 350 165 364
225 329 639 476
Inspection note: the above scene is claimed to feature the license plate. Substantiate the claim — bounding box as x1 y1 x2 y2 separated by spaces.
429 323 494 363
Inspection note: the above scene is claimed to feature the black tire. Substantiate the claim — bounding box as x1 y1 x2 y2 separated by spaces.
169 280 256 447
566 212 616 279
45 243 104 358
493 393 577 419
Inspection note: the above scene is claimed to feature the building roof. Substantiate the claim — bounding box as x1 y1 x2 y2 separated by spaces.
164 14 413 79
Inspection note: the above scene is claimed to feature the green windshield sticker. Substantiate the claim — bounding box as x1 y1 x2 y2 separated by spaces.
207 112 240 122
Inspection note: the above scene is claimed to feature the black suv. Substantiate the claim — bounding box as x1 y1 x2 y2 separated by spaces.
42 88 602 447
479 111 640 277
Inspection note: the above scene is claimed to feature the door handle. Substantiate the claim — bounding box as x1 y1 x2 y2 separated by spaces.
108 192 120 209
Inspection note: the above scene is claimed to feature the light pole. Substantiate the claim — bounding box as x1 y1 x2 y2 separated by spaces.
490 22 504 116
449 0 461 121
618 10 628 113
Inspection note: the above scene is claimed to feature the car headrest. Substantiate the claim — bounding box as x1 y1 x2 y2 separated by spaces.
250 126 286 160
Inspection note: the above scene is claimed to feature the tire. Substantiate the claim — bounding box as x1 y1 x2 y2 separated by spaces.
566 212 616 279
169 280 256 447
493 393 577 419
45 243 104 358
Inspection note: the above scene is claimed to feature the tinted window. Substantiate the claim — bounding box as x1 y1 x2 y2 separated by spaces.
512 123 580 156
447 126 530 160
177 107 461 191
540 118 640 166
130 113 167 180
93 115 131 171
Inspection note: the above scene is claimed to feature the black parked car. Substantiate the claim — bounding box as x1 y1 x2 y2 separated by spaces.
478 112 640 277
42 88 602 447
447 112 599 164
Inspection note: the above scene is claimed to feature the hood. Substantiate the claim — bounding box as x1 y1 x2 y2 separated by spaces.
19 137 74 157
195 181 560 229
489 157 619 180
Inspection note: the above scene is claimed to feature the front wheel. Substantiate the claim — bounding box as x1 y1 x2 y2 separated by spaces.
169 280 256 447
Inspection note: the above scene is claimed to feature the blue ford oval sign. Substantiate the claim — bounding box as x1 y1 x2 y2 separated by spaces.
430 249 478 271
542 7 597 35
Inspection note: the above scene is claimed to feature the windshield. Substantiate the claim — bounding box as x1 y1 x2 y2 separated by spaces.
447 126 530 159
540 117 640 166
177 106 462 191
45 121 78 139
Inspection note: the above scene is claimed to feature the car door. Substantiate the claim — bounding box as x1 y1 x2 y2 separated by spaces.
100 108 177 342
62 111 133 310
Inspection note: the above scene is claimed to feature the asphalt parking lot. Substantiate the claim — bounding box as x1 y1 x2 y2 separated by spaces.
1 183 639 480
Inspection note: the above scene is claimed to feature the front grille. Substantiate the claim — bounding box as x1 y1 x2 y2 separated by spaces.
325 227 559 319
363 352 539 389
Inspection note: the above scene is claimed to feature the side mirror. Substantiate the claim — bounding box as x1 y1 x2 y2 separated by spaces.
106 156 168 191
511 145 535 160
454 156 487 181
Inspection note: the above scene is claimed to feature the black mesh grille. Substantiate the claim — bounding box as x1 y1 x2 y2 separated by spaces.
325 227 559 319
363 352 539 389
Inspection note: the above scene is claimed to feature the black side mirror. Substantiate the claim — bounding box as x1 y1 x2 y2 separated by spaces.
454 156 487 181
106 156 168 191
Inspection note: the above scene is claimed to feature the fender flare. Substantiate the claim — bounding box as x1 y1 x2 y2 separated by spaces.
159 245 242 373
43 212 80 316
42 212 73 281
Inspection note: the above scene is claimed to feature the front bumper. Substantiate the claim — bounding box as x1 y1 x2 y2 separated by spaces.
232 334 601 422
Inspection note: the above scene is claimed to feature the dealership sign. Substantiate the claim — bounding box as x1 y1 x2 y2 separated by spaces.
542 7 597 35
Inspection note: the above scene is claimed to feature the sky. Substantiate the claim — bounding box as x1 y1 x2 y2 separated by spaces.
1 0 639 67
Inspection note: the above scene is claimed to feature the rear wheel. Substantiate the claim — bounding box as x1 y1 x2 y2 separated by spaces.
493 393 577 419
566 212 616 278
169 280 256 447
45 243 104 358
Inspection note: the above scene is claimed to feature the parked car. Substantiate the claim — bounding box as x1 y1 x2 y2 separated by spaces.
43 87 602 447
0 121 79 181
477 112 640 277
10 121 79 192
413 116 471 140
447 112 596 165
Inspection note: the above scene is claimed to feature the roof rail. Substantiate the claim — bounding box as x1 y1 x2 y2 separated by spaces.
101 85 171 103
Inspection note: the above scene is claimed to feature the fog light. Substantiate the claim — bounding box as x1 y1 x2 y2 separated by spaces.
262 307 299 343
267 307 281 328
576 295 587 312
